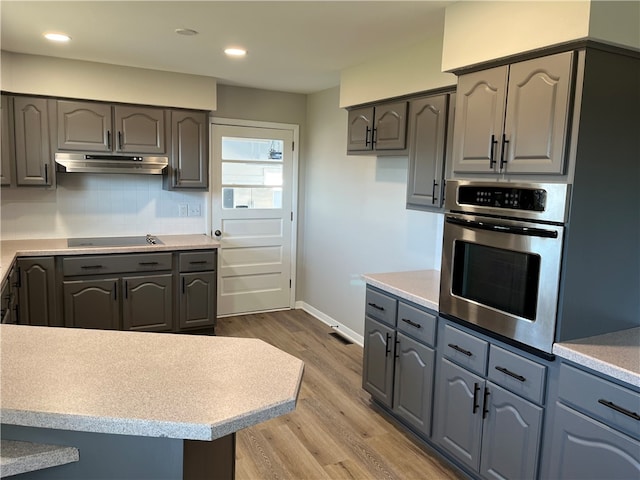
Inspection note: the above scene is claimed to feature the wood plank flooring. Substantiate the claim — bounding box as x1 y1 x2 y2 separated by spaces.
216 309 465 480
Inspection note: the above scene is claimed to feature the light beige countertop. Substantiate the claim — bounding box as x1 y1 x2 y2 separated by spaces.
0 234 220 284
362 269 440 312
1 324 304 441
553 327 640 387
0 440 79 478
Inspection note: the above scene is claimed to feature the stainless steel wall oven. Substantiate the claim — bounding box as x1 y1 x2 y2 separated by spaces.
439 180 571 356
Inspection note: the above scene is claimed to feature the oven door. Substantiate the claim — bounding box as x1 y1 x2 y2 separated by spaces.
439 212 564 354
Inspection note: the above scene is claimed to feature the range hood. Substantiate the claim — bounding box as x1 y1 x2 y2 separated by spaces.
55 153 168 175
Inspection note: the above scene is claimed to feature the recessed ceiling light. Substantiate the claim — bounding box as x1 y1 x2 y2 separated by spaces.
224 47 247 57
44 32 71 42
175 28 198 36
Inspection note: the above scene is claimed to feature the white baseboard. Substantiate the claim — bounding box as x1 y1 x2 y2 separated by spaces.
295 301 364 347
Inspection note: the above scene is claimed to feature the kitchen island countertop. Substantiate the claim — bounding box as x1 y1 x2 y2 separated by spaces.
0 234 220 284
0 324 303 441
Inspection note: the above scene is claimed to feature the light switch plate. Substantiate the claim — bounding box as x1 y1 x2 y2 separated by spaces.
179 203 188 217
189 203 201 216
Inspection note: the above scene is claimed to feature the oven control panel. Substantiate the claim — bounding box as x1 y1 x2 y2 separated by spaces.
458 186 547 212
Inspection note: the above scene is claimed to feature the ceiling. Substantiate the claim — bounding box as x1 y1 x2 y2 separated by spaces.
0 1 453 94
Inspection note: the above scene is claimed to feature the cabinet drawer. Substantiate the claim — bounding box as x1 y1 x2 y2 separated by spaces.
441 324 488 376
558 363 640 439
178 251 217 272
365 287 397 327
62 253 172 276
488 345 546 405
397 302 436 347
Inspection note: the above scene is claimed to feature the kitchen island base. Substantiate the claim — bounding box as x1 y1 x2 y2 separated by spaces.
1 425 235 479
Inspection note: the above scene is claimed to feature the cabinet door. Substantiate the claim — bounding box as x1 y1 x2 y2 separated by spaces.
179 272 216 330
123 274 173 332
547 402 640 479
1 95 13 186
362 316 395 407
374 101 408 151
434 358 484 471
13 97 52 186
503 52 574 174
17 257 56 326
347 106 374 152
393 333 435 437
452 66 508 173
57 100 112 152
168 110 208 189
480 382 543 480
63 279 120 330
114 105 166 154
406 94 448 209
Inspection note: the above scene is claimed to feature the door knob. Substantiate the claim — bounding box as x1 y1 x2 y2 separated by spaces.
214 230 222 237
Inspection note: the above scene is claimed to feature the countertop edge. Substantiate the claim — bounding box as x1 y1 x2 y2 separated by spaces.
0 439 80 477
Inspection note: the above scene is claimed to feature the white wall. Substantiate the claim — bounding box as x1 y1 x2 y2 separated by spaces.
299 87 443 342
1 52 217 110
0 174 206 240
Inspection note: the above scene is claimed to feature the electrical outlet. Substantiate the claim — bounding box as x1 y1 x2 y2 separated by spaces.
179 203 188 217
189 203 201 217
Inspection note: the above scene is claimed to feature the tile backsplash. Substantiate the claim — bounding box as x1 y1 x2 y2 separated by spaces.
0 173 207 240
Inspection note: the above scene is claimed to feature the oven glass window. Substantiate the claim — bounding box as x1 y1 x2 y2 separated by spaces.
452 242 541 320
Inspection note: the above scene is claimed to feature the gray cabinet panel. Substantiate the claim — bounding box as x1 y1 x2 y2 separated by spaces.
365 287 397 327
434 358 484 471
452 66 508 174
62 253 172 276
406 94 448 209
503 52 573 174
1 95 14 186
57 100 112 152
397 301 436 347
374 101 408 151
13 97 52 186
178 251 217 272
441 323 488 376
179 272 216 330
362 316 395 408
393 333 435 437
63 278 120 330
166 110 208 189
346 107 374 152
480 382 543 480
17 257 56 326
488 344 547 405
114 106 166 154
548 402 640 479
123 274 173 332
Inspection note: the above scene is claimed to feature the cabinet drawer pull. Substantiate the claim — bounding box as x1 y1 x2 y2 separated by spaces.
401 318 421 329
432 180 438 205
385 333 392 357
495 366 526 383
107 131 112 150
118 131 123 150
448 343 473 357
189 260 208 265
598 399 640 421
365 126 372 147
367 302 384 311
489 134 498 168
472 382 480 414
81 265 104 269
138 262 159 266
500 133 510 169
44 163 49 184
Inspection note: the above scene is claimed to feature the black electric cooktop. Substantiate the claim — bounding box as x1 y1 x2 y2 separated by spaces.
67 235 163 248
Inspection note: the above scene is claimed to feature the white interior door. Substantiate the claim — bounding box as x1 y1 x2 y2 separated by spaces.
211 123 296 316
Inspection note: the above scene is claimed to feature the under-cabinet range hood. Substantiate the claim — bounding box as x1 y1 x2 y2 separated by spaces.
55 153 168 175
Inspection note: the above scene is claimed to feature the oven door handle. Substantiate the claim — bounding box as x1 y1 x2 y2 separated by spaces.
446 216 559 239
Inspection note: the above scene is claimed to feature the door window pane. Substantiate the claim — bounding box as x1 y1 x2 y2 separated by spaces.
222 137 284 162
222 162 283 186
223 187 282 209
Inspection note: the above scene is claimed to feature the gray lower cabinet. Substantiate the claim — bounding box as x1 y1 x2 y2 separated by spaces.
123 274 173 331
177 250 217 331
433 322 546 479
63 278 120 330
1 266 19 324
544 362 640 479
362 286 437 438
16 257 57 326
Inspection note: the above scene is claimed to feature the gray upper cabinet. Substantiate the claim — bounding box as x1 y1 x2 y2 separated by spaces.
347 101 408 153
406 94 450 210
1 95 14 186
453 51 574 175
13 96 53 186
165 110 208 190
57 100 166 154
